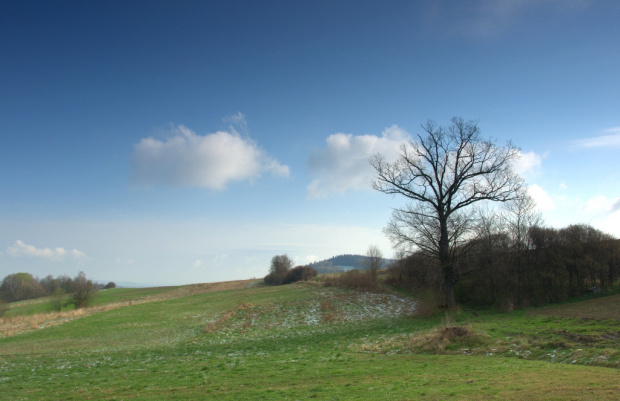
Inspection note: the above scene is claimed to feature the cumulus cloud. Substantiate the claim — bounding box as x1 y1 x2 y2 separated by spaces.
307 125 410 198
527 184 555 211
582 195 612 214
572 127 620 148
131 118 289 190
7 240 86 260
579 196 620 238
511 150 542 176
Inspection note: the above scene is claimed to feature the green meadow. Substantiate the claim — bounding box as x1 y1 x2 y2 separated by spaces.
1 282 618 400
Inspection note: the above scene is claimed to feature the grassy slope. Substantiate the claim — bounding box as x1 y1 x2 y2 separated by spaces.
0 283 618 400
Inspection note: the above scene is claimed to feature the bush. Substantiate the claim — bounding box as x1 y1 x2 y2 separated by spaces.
49 287 66 312
283 266 318 284
104 282 116 289
324 270 382 292
264 254 293 285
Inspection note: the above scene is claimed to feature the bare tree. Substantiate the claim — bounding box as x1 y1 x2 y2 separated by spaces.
370 117 523 309
365 245 384 281
504 190 543 252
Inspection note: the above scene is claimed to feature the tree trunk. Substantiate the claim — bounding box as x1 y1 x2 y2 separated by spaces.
439 216 457 309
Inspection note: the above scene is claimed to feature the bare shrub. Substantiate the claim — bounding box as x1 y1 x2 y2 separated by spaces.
320 298 339 322
324 270 382 292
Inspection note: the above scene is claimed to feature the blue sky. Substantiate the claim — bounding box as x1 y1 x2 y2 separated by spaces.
1 0 619 285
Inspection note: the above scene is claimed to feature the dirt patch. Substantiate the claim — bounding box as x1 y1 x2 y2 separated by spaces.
529 294 620 320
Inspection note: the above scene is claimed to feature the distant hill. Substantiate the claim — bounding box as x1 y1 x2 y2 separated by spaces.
309 254 392 274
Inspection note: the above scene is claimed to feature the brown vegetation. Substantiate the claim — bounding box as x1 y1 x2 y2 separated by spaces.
323 270 383 292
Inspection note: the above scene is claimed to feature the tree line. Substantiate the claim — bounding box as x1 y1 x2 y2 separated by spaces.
386 222 619 309
0 271 114 307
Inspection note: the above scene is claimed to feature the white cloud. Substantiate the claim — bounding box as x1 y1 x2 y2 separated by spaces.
192 259 202 268
572 127 620 148
307 125 410 198
71 249 87 259
579 196 620 238
581 195 612 214
6 240 86 260
527 184 555 211
512 150 542 176
131 120 289 190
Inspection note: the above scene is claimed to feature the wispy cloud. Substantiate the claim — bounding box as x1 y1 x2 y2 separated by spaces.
572 127 620 148
7 240 87 260
131 115 289 190
429 0 592 39
306 125 410 198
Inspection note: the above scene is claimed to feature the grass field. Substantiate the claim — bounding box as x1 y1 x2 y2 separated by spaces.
0 281 618 400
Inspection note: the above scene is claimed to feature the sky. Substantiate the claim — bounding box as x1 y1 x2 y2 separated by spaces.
1 0 619 286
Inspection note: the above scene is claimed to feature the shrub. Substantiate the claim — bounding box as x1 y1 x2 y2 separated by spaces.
104 282 116 289
264 254 293 285
283 265 318 284
0 300 8 317
324 270 382 292
49 287 66 312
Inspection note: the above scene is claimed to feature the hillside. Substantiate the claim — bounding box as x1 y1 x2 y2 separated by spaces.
310 254 392 273
0 281 618 400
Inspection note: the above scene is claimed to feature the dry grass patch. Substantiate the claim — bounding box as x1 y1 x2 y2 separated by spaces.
408 321 489 353
358 316 489 355
203 302 254 333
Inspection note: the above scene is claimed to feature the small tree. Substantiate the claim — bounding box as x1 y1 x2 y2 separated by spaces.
264 254 293 285
71 271 95 309
50 287 66 312
103 282 116 289
365 245 384 281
